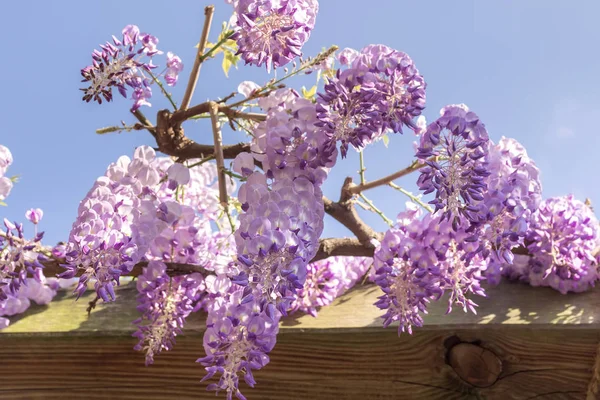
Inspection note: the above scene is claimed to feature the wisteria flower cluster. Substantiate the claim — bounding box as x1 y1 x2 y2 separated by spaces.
230 0 319 72
373 203 487 334
60 145 228 305
316 44 426 157
524 196 598 293
416 104 491 230
133 261 204 365
290 256 373 317
198 293 279 400
80 25 183 111
2 2 600 400
481 137 542 276
0 203 77 328
197 86 344 397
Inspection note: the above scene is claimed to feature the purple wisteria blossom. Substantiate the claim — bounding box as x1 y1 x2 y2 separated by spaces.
524 195 599 294
133 261 204 365
255 88 337 185
198 294 279 400
230 89 337 318
290 256 373 317
63 145 231 303
231 0 319 72
25 208 43 225
316 44 426 158
0 218 47 298
480 137 542 265
164 52 184 86
234 173 323 318
80 25 183 111
61 147 161 301
416 104 491 230
373 203 487 334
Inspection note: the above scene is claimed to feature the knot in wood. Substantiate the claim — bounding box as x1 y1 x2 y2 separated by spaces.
447 342 502 388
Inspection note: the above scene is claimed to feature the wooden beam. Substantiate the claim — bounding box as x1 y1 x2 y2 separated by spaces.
0 282 599 399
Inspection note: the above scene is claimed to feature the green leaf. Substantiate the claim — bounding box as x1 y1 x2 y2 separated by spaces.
382 134 389 147
222 49 240 77
301 85 317 101
0 201 6 206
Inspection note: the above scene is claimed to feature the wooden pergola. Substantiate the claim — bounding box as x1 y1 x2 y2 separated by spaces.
1 281 599 399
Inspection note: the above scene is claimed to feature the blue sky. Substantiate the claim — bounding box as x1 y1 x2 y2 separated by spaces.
1 0 599 245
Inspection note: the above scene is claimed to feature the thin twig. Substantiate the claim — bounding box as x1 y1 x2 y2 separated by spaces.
86 295 100 317
180 5 215 111
349 159 424 194
186 155 215 169
358 151 366 185
95 124 146 134
148 70 177 110
131 109 156 138
208 101 230 217
388 182 433 213
358 193 393 226
198 30 235 63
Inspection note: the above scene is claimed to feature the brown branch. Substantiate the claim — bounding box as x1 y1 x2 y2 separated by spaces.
208 101 228 210
348 159 425 195
86 295 100 317
311 237 374 262
152 108 252 161
171 102 266 125
39 238 371 278
40 259 213 279
131 109 157 138
179 5 215 111
324 177 383 252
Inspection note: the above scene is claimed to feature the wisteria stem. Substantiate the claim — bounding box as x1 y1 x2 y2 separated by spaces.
148 70 177 110
208 101 229 213
131 110 156 138
180 5 215 111
186 156 215 169
358 151 366 185
388 182 433 213
349 159 424 195
226 45 339 109
358 193 393 226
198 30 236 63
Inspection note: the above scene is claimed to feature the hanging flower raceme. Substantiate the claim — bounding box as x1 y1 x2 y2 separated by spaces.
315 44 426 158
199 295 279 400
254 89 337 185
480 137 542 265
231 0 319 72
374 203 487 334
0 218 47 299
524 195 600 294
290 256 373 317
80 25 183 111
416 104 491 231
61 146 165 302
234 172 323 319
133 261 204 365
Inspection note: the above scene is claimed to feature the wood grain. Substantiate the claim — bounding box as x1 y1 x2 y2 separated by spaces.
0 281 599 399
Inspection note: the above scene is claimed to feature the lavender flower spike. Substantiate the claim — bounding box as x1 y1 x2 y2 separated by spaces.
231 0 319 72
416 104 491 229
133 261 204 365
